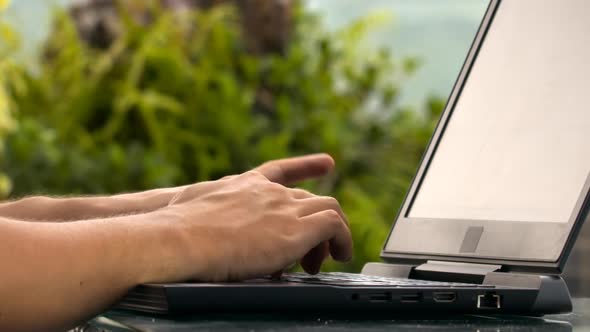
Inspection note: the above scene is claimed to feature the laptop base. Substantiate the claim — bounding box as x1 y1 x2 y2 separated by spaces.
362 262 572 315
117 262 571 316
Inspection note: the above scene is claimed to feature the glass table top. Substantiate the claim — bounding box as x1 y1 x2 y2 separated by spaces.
81 298 590 332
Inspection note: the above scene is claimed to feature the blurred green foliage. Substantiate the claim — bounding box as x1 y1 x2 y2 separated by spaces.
0 18 18 196
0 3 443 272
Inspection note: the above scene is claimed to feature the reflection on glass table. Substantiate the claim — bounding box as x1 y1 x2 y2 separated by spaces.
78 298 590 332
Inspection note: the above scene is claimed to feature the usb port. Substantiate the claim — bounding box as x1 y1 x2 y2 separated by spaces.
433 292 457 303
477 292 502 309
400 293 422 303
368 292 392 303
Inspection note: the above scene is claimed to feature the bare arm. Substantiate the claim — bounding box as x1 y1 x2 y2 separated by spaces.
0 153 334 222
0 214 166 330
0 187 184 222
0 154 351 331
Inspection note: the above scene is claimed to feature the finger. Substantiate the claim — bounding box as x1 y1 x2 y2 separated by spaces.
254 154 335 185
300 241 330 275
300 210 353 262
296 196 349 226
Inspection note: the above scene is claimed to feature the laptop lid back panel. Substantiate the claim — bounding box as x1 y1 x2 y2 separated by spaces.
383 0 590 273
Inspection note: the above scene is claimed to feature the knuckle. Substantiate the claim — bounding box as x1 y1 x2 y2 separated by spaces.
322 197 348 225
269 182 290 196
260 161 273 168
265 181 281 189
298 188 312 195
319 196 341 212
292 188 305 195
264 184 292 206
324 209 341 220
325 196 340 207
244 170 266 180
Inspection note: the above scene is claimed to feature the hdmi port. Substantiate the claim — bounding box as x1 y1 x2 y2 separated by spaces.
400 293 422 303
433 292 457 303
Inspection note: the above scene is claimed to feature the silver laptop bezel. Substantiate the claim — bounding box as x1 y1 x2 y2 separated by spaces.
381 0 590 274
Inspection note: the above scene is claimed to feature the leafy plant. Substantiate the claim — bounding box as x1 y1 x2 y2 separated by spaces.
1 3 443 272
0 12 18 196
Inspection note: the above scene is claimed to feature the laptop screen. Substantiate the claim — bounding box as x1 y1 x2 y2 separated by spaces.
408 0 590 224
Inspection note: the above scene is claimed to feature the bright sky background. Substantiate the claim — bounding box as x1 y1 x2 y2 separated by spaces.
309 0 489 106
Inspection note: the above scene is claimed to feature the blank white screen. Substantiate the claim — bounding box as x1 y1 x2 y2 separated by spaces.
409 0 590 223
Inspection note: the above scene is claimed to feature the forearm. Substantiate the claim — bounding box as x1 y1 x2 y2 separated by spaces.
0 187 186 222
0 212 175 331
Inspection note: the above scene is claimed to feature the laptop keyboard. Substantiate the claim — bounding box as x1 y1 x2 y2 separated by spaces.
281 272 495 288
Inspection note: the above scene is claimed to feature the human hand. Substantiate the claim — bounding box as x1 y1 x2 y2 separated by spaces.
253 154 340 276
150 167 352 283
169 154 341 276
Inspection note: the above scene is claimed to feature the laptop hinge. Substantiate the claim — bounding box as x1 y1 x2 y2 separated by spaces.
412 260 502 284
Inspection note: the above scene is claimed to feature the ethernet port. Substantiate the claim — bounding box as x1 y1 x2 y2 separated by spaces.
477 292 501 309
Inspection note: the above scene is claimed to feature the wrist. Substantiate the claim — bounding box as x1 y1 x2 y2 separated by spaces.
131 207 210 284
118 186 187 215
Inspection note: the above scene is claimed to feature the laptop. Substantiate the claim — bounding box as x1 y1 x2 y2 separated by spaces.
118 0 590 316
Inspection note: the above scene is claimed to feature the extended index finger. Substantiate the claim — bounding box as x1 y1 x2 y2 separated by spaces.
254 154 335 185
